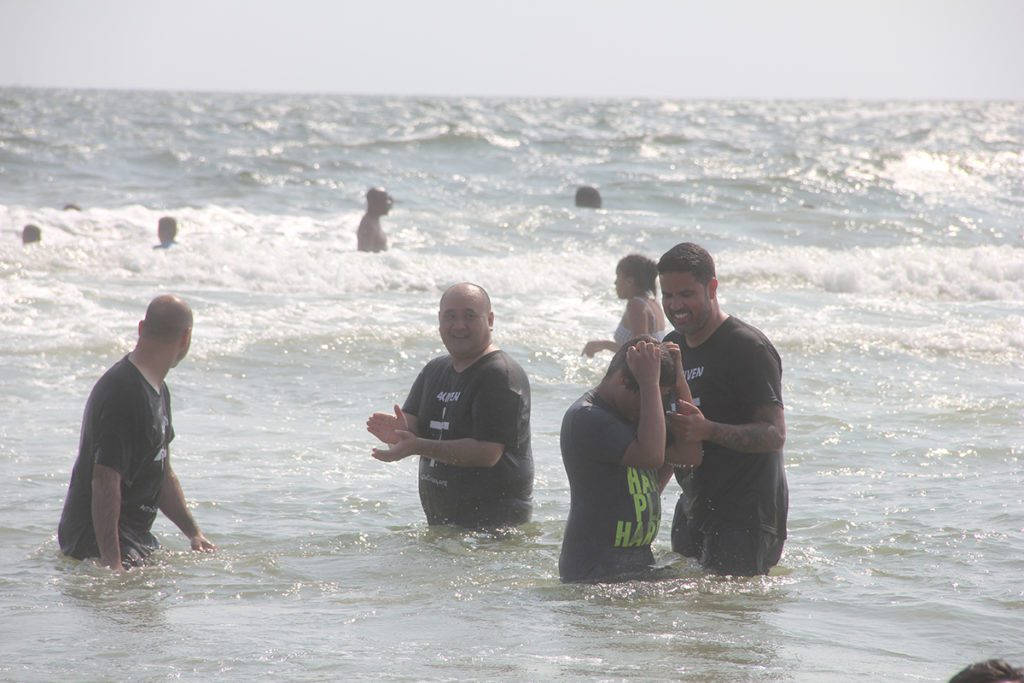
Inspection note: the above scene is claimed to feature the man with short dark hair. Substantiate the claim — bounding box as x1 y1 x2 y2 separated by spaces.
367 283 533 528
658 242 788 576
559 337 702 583
58 295 215 571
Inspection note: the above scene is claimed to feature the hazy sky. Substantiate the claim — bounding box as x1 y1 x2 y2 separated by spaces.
2 0 1022 99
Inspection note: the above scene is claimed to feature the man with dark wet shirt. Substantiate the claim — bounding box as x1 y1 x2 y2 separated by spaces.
367 283 533 528
58 295 215 570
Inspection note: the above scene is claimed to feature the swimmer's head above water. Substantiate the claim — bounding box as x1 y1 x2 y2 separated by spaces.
575 185 601 209
366 187 393 216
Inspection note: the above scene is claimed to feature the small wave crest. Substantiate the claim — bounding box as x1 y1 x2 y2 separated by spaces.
726 245 1024 301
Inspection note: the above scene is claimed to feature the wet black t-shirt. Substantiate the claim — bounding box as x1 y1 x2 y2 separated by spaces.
559 391 662 583
664 317 788 537
58 356 173 561
402 350 533 528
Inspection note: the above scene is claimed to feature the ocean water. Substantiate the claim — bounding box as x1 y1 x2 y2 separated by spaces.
1 88 1022 681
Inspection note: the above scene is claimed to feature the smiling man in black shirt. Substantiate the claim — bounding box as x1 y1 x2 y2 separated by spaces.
658 243 788 576
367 283 533 529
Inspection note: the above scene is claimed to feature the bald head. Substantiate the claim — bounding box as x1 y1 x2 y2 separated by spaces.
141 295 193 341
440 282 491 313
438 283 495 366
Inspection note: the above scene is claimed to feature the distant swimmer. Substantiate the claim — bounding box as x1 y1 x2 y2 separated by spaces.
366 283 533 529
154 216 178 249
583 254 668 357
57 295 215 571
559 337 702 583
22 224 42 245
63 204 81 211
357 187 392 252
575 185 602 209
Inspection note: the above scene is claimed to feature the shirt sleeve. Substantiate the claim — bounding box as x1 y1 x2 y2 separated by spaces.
164 384 175 446
92 392 135 476
739 340 784 408
470 369 523 447
565 404 636 466
401 367 428 416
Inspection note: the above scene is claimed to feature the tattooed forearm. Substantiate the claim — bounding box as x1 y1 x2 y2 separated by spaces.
706 421 785 453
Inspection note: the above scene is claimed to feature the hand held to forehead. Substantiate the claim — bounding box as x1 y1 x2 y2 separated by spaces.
626 341 661 384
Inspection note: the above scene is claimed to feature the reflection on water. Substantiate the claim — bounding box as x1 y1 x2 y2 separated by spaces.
57 569 172 629
539 565 788 679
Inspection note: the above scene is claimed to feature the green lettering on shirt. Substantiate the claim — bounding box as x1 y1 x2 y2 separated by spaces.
613 467 662 549
629 521 646 546
642 516 659 545
615 520 634 547
626 466 642 495
633 492 648 521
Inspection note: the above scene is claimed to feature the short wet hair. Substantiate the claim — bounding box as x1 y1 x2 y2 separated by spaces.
657 242 716 285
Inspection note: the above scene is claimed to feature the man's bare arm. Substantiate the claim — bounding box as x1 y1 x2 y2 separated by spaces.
705 402 786 453
614 341 668 469
416 437 504 467
373 434 504 467
91 464 123 571
666 401 785 454
158 463 215 552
